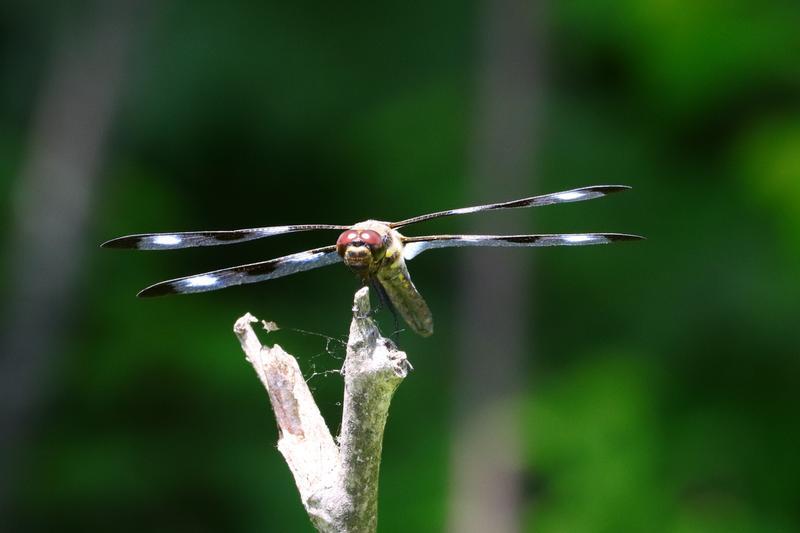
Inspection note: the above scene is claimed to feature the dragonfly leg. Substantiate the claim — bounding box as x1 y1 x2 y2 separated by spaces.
367 279 384 316
390 314 401 344
368 279 403 343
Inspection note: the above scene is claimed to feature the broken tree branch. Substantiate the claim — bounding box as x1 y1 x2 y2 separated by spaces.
233 287 410 533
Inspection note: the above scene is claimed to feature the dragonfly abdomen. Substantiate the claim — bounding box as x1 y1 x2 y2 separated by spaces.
376 258 433 337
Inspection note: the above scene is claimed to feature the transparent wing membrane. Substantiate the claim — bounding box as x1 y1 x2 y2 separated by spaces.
101 224 348 250
391 185 631 228
137 246 341 297
402 233 644 260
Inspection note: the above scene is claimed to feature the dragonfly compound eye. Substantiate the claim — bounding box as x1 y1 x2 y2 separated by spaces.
357 230 382 247
337 229 382 247
336 228 385 258
337 230 360 248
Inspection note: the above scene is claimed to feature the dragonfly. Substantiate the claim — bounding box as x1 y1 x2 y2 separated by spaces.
103 185 643 337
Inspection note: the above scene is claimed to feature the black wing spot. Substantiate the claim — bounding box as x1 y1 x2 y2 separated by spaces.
244 262 280 277
101 236 144 249
503 235 544 243
212 232 249 242
138 283 180 297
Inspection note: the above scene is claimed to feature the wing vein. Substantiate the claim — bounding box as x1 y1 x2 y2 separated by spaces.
138 245 341 296
402 233 644 260
391 185 631 228
102 224 348 250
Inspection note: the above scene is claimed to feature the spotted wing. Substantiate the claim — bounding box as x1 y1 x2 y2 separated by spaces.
102 224 348 250
391 185 631 228
402 233 644 260
137 245 341 297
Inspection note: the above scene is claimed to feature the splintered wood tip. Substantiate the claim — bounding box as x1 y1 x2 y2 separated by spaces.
353 286 371 317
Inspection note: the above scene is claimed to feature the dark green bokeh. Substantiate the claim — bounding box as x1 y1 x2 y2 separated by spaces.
1 0 798 531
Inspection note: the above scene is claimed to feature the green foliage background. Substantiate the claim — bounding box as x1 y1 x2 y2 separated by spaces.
1 0 798 531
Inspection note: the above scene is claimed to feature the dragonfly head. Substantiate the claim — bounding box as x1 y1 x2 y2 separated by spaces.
337 228 387 274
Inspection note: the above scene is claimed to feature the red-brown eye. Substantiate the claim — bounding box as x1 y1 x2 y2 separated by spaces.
337 230 360 247
337 229 382 247
358 230 382 246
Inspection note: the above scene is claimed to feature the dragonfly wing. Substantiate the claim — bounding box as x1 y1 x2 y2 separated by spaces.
403 233 644 260
391 185 631 228
138 245 341 297
102 224 348 250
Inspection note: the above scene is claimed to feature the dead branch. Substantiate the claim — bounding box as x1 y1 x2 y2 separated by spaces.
233 287 409 532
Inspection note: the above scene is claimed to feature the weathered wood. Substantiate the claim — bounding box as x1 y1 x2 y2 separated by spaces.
233 287 409 532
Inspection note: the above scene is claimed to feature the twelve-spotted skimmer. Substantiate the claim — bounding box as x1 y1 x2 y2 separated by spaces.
103 185 642 336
